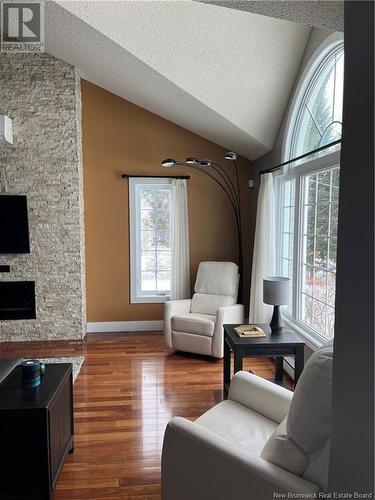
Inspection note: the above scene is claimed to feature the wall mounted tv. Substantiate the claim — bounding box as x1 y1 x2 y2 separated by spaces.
0 195 30 254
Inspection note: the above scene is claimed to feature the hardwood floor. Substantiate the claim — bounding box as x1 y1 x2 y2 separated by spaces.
0 332 292 499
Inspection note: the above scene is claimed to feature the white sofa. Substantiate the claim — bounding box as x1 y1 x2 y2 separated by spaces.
161 342 333 499
163 261 244 359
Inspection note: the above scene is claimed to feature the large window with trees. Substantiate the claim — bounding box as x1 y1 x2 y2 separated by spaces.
277 41 343 344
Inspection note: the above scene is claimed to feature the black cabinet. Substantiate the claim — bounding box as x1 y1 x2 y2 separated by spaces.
0 364 74 499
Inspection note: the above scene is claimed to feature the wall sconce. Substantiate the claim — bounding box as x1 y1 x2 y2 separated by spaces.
0 116 13 145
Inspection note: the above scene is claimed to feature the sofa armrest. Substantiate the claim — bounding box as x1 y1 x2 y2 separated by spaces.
228 371 293 423
163 299 192 349
162 417 318 500
212 304 244 358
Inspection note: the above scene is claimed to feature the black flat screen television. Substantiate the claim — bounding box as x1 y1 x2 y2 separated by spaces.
0 195 30 253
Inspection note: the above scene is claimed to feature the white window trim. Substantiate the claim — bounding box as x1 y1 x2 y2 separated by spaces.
276 149 341 347
277 34 343 347
274 32 344 352
282 33 344 162
129 177 172 304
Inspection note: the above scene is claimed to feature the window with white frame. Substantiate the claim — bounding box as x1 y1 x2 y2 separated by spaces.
129 178 172 303
277 41 343 343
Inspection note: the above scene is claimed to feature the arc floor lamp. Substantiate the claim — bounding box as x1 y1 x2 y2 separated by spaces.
161 152 243 301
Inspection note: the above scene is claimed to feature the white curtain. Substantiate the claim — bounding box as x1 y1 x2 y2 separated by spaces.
171 179 190 299
249 173 276 323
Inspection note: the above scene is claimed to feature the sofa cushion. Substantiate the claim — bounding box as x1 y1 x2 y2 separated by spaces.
260 341 333 484
196 400 277 456
191 293 235 315
286 342 333 453
172 313 216 337
303 437 330 490
194 261 238 297
172 331 212 356
260 416 307 475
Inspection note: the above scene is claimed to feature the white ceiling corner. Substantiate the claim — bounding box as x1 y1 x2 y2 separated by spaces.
45 0 312 160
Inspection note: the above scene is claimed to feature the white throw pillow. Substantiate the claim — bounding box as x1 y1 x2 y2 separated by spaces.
303 437 330 490
260 417 307 475
261 341 333 483
286 342 333 453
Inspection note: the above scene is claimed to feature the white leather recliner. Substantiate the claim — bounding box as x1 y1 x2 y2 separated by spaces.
163 261 244 359
162 342 333 500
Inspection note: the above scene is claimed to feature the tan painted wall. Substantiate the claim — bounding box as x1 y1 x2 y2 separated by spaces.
82 80 252 322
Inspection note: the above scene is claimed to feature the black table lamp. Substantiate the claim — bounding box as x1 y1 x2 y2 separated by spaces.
263 276 291 333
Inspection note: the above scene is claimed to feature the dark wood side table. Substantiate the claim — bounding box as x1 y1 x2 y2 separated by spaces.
0 363 74 500
223 324 305 393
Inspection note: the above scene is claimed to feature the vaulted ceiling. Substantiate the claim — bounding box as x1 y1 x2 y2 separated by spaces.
45 1 313 160
197 1 344 32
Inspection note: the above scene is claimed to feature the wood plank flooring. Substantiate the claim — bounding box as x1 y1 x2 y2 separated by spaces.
0 332 292 499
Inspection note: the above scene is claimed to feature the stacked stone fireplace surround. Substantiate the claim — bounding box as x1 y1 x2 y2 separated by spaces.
0 53 86 341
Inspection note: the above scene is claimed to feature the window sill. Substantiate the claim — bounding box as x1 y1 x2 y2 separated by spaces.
282 319 326 382
130 295 170 304
283 317 324 352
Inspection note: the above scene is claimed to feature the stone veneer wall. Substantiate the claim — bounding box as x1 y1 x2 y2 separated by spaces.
0 53 86 341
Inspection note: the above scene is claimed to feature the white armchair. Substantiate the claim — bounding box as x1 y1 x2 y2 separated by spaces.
162 342 333 500
164 261 244 358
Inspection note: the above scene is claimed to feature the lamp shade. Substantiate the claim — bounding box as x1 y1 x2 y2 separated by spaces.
161 158 177 167
200 159 212 166
186 156 199 165
225 151 237 161
263 276 290 306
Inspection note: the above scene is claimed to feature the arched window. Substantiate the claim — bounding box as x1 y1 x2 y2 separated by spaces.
277 40 343 344
290 44 344 161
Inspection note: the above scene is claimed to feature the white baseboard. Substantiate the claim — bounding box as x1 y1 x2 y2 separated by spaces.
86 320 163 333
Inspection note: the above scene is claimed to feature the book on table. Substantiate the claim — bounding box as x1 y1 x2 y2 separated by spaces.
234 325 266 337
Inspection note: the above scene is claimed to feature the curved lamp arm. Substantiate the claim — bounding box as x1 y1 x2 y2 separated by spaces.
212 163 240 212
211 165 239 212
192 165 240 228
161 154 244 301
192 165 243 293
234 160 242 221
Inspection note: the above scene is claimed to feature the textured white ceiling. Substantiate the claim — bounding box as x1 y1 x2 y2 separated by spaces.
197 1 344 32
45 1 311 160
